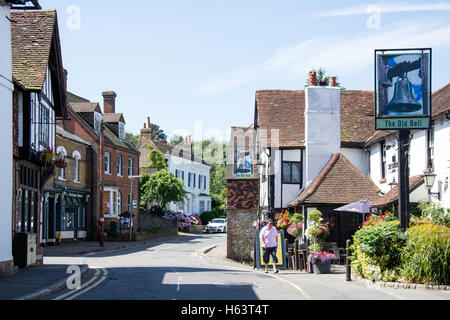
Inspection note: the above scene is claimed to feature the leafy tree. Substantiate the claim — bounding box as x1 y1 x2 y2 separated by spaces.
305 67 346 90
169 135 185 146
125 132 140 147
140 169 187 210
144 144 167 172
150 123 167 141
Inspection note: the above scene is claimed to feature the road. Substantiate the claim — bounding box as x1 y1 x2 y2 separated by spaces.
43 233 450 301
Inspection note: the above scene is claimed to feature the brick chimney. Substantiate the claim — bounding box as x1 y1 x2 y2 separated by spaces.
102 91 117 114
140 116 153 144
309 71 317 86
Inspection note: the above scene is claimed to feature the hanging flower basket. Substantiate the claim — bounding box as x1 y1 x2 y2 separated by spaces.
38 147 54 168
53 158 68 169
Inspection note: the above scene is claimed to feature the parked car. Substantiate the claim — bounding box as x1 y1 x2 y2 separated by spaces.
205 218 227 233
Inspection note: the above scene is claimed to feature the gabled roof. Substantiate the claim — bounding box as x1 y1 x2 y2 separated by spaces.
67 91 90 103
288 153 381 207
70 102 102 114
11 9 67 118
56 125 91 146
371 175 424 207
255 90 376 148
11 10 59 90
103 113 125 124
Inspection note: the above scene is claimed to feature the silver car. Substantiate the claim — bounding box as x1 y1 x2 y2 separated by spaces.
205 218 227 233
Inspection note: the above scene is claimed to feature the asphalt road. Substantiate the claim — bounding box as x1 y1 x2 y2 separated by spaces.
43 233 450 301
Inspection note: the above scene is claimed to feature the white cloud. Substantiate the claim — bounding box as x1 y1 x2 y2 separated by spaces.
194 18 450 94
316 2 450 17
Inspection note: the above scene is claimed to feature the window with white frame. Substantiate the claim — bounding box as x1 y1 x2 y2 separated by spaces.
199 200 205 214
117 154 122 176
56 146 67 180
128 158 134 177
119 122 125 140
105 189 121 216
94 112 102 134
428 127 435 169
73 150 81 183
105 152 111 174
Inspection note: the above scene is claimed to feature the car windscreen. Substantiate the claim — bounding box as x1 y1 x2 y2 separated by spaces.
211 219 225 224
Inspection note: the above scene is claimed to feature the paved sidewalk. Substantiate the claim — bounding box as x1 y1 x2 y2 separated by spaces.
0 234 184 300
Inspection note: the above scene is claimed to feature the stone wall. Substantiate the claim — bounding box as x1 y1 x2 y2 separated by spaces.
227 209 257 263
138 211 177 234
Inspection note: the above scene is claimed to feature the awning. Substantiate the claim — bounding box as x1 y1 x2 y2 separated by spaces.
334 200 372 214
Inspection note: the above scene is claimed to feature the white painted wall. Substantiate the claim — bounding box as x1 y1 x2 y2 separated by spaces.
433 118 450 208
166 155 211 215
0 3 13 266
368 118 450 209
341 148 370 176
305 86 341 184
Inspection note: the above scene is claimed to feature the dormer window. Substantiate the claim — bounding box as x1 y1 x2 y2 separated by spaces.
94 112 102 134
119 122 125 140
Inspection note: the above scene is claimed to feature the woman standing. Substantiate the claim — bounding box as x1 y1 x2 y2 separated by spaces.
259 219 279 274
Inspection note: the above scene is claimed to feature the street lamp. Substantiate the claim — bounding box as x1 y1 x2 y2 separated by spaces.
424 168 440 201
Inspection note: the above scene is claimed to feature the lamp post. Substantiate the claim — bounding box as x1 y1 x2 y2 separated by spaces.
424 168 440 202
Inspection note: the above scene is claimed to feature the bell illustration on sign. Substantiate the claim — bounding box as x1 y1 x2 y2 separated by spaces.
377 53 429 116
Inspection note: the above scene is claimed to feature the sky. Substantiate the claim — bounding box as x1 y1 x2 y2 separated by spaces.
40 0 450 141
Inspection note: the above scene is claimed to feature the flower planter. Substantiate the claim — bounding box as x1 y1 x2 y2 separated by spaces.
312 263 331 274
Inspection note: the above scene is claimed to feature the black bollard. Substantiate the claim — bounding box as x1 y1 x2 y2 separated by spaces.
346 239 352 281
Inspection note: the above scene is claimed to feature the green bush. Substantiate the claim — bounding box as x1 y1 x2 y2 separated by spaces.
200 209 225 225
401 222 450 285
351 220 406 281
417 201 450 228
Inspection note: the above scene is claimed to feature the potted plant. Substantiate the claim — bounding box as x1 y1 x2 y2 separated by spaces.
38 146 54 167
276 211 292 231
287 222 303 240
309 251 335 274
53 157 68 169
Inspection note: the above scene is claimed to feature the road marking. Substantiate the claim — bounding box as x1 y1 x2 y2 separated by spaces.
53 268 107 301
53 269 100 300
66 268 108 301
269 274 311 300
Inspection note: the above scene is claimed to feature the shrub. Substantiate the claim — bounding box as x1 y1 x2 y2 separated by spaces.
417 201 450 228
200 211 215 225
401 222 450 285
351 220 407 281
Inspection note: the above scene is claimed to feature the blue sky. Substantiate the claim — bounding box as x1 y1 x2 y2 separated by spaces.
40 1 450 141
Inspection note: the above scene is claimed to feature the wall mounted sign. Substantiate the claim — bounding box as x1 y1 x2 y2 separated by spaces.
375 48 432 130
233 150 254 178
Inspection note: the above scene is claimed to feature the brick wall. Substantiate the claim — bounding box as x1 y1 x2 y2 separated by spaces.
226 179 259 262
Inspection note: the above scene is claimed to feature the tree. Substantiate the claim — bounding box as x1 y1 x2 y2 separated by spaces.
150 123 167 141
169 135 184 146
140 169 187 211
144 145 167 172
125 132 140 147
305 67 346 90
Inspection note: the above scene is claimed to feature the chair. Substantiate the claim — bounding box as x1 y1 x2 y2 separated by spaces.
330 242 346 265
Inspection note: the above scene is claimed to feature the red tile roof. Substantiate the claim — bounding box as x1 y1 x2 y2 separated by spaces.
371 175 424 207
11 10 58 91
255 90 376 148
288 153 381 206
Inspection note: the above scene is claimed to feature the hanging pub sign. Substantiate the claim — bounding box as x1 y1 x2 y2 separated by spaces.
375 48 432 130
232 150 254 178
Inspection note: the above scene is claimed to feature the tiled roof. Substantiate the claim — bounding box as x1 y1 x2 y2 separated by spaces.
255 90 376 148
70 102 102 114
288 153 381 206
67 92 90 103
56 125 91 146
103 113 125 124
432 83 450 117
11 10 57 90
371 175 424 207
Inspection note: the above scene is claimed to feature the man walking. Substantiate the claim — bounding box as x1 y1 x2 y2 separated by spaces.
259 219 279 274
